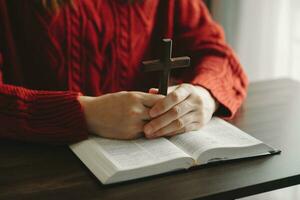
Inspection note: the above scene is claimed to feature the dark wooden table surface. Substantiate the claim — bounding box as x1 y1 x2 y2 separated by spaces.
1 79 300 200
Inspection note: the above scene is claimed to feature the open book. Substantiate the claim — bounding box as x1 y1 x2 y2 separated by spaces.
70 117 279 184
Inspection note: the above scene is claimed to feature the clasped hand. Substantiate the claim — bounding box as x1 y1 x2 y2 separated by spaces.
78 84 217 140
144 84 218 138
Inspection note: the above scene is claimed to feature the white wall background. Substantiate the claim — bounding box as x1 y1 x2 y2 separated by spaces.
211 1 300 199
211 0 300 82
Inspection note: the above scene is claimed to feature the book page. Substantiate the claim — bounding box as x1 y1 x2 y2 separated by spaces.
92 137 191 170
169 117 263 160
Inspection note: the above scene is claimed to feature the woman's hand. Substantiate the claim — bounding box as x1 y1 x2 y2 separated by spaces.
78 91 163 140
144 84 218 139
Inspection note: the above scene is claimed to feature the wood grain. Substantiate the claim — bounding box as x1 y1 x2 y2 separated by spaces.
1 79 300 200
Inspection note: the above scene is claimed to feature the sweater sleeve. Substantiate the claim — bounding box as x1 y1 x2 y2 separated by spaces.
172 0 248 118
0 53 88 144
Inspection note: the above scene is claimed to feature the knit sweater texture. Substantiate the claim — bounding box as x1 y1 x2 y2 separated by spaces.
0 0 248 144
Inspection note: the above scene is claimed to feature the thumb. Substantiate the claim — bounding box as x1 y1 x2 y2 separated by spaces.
141 93 164 108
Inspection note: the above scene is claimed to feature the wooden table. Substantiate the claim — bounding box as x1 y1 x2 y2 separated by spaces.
1 79 300 200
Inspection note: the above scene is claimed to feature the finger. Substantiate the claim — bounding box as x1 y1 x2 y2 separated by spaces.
144 100 195 135
148 88 159 94
185 122 204 132
149 85 191 118
140 107 151 121
140 93 164 108
127 104 151 121
165 122 204 137
145 111 196 138
121 131 144 140
165 128 186 137
167 85 178 93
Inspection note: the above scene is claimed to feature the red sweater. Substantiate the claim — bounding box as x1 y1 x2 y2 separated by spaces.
0 0 248 144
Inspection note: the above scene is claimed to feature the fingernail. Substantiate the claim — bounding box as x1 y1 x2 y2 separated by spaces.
144 125 153 135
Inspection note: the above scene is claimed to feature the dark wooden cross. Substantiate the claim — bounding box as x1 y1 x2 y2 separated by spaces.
142 39 191 95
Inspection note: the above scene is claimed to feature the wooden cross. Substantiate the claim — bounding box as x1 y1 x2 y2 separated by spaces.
142 39 191 95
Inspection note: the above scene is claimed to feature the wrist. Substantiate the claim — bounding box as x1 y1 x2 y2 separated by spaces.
77 95 96 133
78 95 94 107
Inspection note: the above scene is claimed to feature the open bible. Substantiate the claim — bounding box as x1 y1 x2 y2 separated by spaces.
70 118 279 184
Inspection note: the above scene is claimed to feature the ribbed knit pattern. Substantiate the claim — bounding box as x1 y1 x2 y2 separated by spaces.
0 84 88 144
0 0 248 143
190 56 248 118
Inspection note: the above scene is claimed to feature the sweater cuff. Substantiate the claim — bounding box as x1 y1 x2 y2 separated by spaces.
30 91 89 144
189 56 248 118
0 85 89 144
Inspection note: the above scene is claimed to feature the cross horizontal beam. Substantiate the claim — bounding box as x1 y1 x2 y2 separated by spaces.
142 57 190 72
142 39 191 95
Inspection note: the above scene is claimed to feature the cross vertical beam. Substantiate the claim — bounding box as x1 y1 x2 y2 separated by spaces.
159 39 172 96
142 39 191 95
